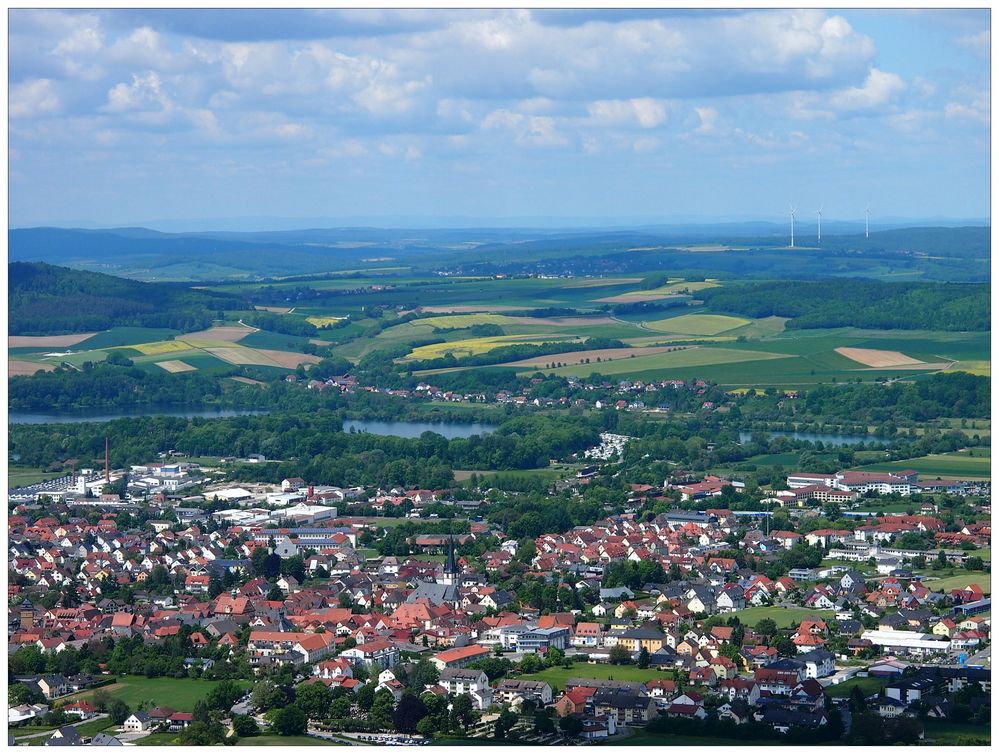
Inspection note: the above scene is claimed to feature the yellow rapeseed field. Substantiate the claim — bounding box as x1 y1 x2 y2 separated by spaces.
132 340 192 355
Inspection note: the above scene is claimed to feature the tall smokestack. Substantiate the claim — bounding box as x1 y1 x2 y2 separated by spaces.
105 438 110 484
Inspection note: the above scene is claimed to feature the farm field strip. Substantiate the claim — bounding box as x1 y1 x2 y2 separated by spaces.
156 360 197 373
406 334 579 361
596 279 720 302
541 345 792 377
496 345 686 369
9 360 56 377
8 332 98 347
642 313 752 336
835 346 949 369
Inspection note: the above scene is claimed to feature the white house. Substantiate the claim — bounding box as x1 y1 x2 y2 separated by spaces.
438 668 493 709
123 712 152 732
803 650 836 679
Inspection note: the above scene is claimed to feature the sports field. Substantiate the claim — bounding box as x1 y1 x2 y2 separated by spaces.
519 664 674 689
725 606 835 629
61 675 250 712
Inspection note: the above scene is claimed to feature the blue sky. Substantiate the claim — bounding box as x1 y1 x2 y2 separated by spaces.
7 8 990 228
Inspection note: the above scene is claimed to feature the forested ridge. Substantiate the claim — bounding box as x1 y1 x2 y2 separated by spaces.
8 262 246 335
701 280 989 331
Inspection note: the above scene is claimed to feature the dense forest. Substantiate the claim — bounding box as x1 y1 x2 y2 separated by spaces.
8 262 246 335
700 280 989 331
800 372 991 421
7 362 269 412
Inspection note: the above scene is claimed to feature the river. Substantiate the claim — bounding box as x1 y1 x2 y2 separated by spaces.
8 406 269 425
738 430 885 446
8 407 497 439
341 418 497 439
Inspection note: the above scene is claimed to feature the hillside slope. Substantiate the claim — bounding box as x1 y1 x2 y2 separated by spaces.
8 262 246 335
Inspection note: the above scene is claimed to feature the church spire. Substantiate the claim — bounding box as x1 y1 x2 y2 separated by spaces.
445 534 458 576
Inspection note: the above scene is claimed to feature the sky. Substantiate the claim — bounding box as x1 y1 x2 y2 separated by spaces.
7 7 991 229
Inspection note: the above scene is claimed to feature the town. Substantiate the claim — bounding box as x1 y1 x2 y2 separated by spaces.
6 5 992 750
7 429 991 746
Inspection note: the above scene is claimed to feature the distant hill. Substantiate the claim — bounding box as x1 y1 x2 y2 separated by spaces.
701 280 990 331
8 262 247 335
7 224 990 283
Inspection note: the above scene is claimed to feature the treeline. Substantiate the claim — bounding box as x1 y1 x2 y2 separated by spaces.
605 299 688 316
802 372 989 421
409 337 628 370
242 311 318 337
8 262 246 335
7 362 269 412
701 280 990 331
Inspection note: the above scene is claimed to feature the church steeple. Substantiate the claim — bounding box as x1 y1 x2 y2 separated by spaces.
439 534 459 586
446 535 457 575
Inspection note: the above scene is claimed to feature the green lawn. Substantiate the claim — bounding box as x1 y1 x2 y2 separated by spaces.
61 676 250 712
922 720 991 744
918 572 991 594
826 676 888 698
519 663 674 691
139 733 339 746
612 731 784 746
13 716 114 744
8 465 65 488
239 735 341 746
725 606 835 629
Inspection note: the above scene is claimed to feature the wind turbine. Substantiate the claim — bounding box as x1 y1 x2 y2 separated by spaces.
865 204 870 239
789 205 796 248
817 205 823 244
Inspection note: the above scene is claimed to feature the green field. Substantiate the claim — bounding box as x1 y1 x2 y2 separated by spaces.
61 676 250 712
922 720 991 744
918 573 991 594
519 663 674 690
611 731 783 746
540 345 791 378
852 449 991 480
452 465 573 483
826 676 888 698
76 327 183 350
643 313 751 336
725 606 835 629
138 733 338 746
8 465 65 488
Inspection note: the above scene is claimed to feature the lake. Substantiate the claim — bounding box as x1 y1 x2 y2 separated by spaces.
8 406 268 425
8 408 498 439
739 430 884 447
342 418 497 439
